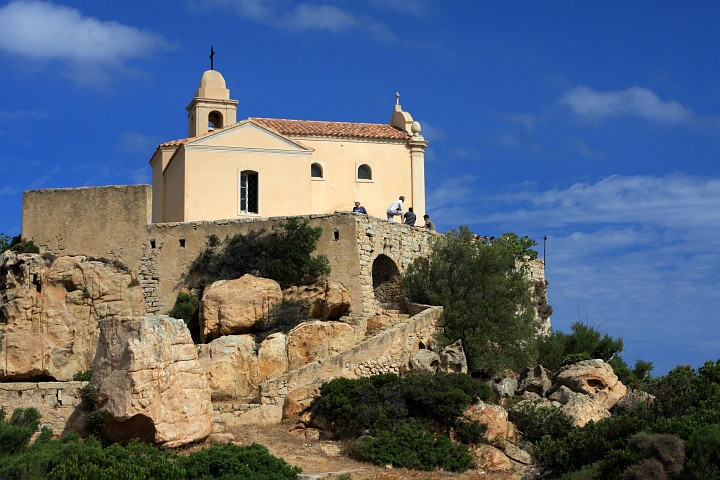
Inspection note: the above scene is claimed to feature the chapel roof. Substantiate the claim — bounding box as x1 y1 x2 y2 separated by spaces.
157 117 408 148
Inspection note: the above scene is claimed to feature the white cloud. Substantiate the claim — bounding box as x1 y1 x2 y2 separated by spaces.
561 86 693 124
417 120 444 141
0 1 170 84
189 1 396 40
117 132 160 154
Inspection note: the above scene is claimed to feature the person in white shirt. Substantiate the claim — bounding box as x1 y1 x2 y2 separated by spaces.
386 196 405 222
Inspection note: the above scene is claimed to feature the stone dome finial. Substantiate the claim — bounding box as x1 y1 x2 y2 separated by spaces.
195 70 230 100
411 121 422 135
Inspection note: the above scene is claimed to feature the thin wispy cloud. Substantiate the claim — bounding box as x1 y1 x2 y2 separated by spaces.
189 0 396 41
561 86 693 124
117 132 161 154
0 1 170 85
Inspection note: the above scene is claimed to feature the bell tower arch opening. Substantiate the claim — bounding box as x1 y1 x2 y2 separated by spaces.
371 254 403 309
208 111 224 130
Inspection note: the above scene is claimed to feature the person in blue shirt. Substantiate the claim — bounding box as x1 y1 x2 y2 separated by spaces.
403 207 417 226
352 200 367 214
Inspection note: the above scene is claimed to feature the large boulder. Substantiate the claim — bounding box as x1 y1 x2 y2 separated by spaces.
197 335 258 401
286 321 357 370
554 359 627 409
200 275 282 341
549 386 612 427
439 340 468 374
282 280 351 320
0 252 144 381
408 349 441 373
516 365 552 396
257 332 288 382
464 400 513 444
92 315 213 447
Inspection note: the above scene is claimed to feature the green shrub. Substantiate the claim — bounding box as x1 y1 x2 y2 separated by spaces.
73 370 92 381
350 419 475 472
619 458 667 480
534 414 647 474
685 423 720 480
178 442 301 479
454 418 487 445
187 218 330 290
312 373 490 439
0 407 41 456
168 292 200 340
254 299 309 342
79 385 107 440
627 432 684 477
508 401 574 442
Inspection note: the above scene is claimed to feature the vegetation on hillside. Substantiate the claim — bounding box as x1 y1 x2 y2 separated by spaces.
402 227 541 377
311 372 491 472
0 407 301 480
0 234 39 254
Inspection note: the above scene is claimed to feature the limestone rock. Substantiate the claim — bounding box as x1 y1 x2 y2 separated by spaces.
491 375 519 399
439 340 467 374
472 444 513 472
555 359 627 409
408 349 440 373
613 389 655 414
464 401 511 444
0 252 144 381
517 365 552 396
287 321 357 370
92 315 213 447
282 383 322 422
503 442 533 465
365 313 392 336
557 390 612 427
200 275 282 341
282 280 351 320
197 335 258 401
257 333 288 382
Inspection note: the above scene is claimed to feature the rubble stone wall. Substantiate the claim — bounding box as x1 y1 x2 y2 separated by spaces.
0 381 86 436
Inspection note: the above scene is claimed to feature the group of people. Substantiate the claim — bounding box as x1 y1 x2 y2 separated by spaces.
473 234 495 245
352 196 436 231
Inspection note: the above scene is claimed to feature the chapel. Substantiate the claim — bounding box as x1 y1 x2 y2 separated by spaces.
149 69 428 223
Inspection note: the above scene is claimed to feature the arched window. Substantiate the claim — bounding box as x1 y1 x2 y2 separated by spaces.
208 111 224 130
357 164 372 180
239 170 259 214
311 163 323 178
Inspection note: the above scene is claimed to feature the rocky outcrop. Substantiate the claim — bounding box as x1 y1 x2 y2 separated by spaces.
200 275 282 341
464 400 514 444
197 335 258 401
282 280 351 320
287 320 357 370
92 315 213 447
554 359 627 410
517 365 552 396
0 252 144 381
257 332 288 382
407 340 468 374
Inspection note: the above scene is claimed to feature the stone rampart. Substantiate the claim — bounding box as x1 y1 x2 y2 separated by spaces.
0 381 86 435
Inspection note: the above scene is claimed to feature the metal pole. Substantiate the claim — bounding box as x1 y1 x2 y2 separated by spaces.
543 236 547 266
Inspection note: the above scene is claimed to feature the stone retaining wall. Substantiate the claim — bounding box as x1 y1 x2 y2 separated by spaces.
0 381 87 436
213 305 443 429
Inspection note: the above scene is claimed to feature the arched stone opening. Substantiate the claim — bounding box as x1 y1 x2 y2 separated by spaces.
208 110 224 130
372 254 403 307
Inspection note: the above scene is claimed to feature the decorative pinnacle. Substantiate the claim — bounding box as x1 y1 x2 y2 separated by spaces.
395 92 400 105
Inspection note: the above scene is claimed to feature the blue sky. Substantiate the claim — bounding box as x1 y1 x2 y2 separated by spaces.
1 0 718 375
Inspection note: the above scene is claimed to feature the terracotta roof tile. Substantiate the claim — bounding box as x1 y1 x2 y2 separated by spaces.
252 118 408 140
157 117 408 148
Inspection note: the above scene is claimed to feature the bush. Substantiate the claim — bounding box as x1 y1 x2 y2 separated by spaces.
168 292 200 341
403 228 540 377
349 419 475 472
0 407 42 456
453 418 487 445
187 218 330 290
627 432 684 477
73 370 92 381
508 401 574 443
312 373 490 439
685 423 720 480
254 299 309 342
178 442 301 479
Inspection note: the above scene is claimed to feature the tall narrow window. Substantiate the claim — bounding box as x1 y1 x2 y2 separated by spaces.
357 164 372 180
239 170 259 214
311 163 323 178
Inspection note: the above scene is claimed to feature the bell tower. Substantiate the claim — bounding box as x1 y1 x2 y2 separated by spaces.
186 69 238 137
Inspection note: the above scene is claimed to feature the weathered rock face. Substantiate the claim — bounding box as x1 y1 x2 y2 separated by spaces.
408 349 441 373
287 321 357 370
554 359 627 410
0 252 144 381
517 365 552 396
200 275 282 341
257 332 288 382
440 340 468 374
197 335 258 401
92 315 213 447
464 400 513 444
282 280 351 320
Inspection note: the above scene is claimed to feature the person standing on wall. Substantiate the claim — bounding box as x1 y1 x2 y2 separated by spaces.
404 207 417 226
352 200 367 214
386 196 405 222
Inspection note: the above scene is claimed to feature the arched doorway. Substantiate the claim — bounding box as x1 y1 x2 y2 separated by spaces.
371 254 403 307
